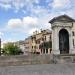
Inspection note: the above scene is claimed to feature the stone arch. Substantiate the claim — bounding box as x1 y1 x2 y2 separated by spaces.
59 29 69 54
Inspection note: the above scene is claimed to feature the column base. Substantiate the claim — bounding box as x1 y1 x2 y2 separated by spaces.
51 50 60 54
69 49 75 54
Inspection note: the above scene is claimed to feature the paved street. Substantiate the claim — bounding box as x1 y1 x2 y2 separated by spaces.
0 64 75 75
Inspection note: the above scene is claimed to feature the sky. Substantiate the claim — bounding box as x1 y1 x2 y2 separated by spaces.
0 0 75 44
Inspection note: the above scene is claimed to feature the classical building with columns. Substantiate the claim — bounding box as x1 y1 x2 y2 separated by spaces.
49 15 75 54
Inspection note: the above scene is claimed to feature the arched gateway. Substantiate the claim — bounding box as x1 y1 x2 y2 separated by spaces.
49 15 75 54
59 29 69 54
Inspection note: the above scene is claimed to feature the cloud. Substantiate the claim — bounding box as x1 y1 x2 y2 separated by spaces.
23 16 38 27
7 19 22 29
0 0 40 12
12 0 25 12
6 14 52 36
52 0 71 9
4 0 75 36
7 16 38 28
0 0 11 3
6 16 39 35
0 3 11 10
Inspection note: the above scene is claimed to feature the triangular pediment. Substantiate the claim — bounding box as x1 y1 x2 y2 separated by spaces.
49 15 75 24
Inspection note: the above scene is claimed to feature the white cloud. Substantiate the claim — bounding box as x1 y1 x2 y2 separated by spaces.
6 16 39 35
0 3 11 10
31 6 49 17
0 0 40 12
52 0 71 9
0 0 11 4
23 16 38 27
0 0 25 11
6 10 61 34
7 16 38 29
34 0 40 4
7 19 22 29
12 0 25 11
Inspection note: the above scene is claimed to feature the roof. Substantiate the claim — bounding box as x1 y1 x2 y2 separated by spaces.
49 14 75 24
31 29 52 36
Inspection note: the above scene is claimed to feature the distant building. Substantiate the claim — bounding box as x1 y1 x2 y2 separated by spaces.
39 29 52 54
24 36 32 54
30 29 52 54
31 31 42 54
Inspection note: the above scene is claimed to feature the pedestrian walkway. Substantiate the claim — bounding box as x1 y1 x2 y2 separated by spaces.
0 64 75 75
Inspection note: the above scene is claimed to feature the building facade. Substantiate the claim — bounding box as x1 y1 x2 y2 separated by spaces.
49 15 75 54
24 37 32 54
31 29 52 54
39 30 52 54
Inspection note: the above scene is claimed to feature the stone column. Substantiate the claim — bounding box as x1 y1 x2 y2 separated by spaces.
69 30 75 54
52 28 60 54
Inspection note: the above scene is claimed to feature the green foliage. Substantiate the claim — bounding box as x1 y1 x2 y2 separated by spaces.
3 43 23 55
39 41 52 49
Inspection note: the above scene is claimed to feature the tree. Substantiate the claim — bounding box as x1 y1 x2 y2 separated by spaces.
39 41 52 49
3 43 23 55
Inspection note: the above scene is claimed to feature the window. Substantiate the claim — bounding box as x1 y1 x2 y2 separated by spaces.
45 36 46 41
32 39 34 43
42 38 44 41
50 35 51 40
72 31 74 36
32 46 33 49
38 41 40 44
36 40 40 44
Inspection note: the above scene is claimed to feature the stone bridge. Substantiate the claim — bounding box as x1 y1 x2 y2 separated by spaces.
0 54 75 66
1 64 75 75
0 54 75 75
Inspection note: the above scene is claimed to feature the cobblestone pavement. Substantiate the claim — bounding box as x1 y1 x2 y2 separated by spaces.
0 64 75 75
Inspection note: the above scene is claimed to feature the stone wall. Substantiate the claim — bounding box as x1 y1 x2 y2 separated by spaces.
53 54 75 63
0 54 53 66
0 54 75 66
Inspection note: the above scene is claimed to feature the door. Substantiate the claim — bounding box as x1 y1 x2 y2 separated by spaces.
59 29 69 54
